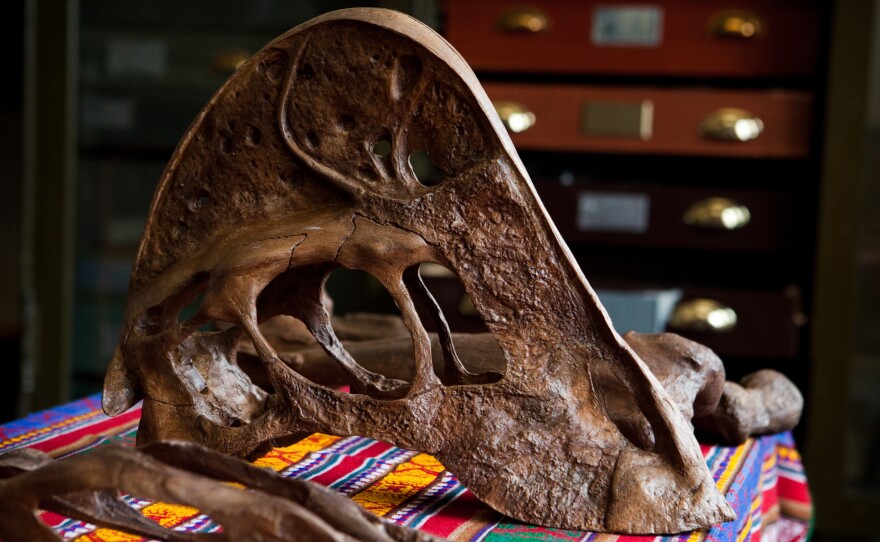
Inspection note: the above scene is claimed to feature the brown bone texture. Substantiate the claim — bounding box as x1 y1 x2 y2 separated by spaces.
102 8 734 533
0 442 447 542
693 369 804 445
246 322 800 448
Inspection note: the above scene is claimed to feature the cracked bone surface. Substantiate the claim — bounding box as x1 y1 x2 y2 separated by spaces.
0 442 446 542
102 7 734 533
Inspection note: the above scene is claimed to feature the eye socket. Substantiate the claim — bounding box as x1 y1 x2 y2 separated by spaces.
408 150 443 187
372 139 392 157
407 262 505 385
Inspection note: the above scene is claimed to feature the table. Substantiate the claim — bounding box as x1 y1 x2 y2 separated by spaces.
0 395 812 541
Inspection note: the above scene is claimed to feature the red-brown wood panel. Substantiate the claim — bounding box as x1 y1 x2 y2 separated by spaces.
484 83 813 158
445 0 821 78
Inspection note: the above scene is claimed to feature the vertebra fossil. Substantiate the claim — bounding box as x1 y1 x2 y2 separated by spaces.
103 8 734 533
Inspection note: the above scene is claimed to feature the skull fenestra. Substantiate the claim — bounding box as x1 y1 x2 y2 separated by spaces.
102 8 735 534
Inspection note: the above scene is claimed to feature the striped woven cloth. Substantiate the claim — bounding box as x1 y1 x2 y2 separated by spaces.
0 395 812 541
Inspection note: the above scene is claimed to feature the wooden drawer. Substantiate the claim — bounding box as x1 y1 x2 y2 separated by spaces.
445 0 821 78
593 285 802 359
79 31 271 149
537 181 793 253
81 0 366 30
80 31 271 93
484 83 812 158
665 286 803 360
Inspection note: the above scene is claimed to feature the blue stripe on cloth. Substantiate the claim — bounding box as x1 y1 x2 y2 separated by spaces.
330 452 418 494
389 471 464 527
0 394 103 440
0 395 109 452
703 438 764 542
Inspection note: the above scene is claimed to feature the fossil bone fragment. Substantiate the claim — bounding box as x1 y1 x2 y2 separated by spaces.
237 330 503 389
0 442 446 542
102 8 734 533
599 333 803 447
242 319 801 447
693 369 804 445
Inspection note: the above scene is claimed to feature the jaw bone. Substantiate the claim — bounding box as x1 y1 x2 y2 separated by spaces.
0 442 446 542
102 8 734 534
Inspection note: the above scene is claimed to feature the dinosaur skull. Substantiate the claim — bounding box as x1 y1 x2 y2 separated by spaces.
103 8 734 534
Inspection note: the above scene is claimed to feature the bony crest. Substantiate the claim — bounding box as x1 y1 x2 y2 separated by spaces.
103 8 734 534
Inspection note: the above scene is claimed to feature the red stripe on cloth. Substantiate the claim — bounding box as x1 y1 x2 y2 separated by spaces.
617 535 656 542
350 439 395 459
420 489 490 537
308 455 378 486
29 409 141 456
763 480 779 515
777 476 810 504
36 510 68 528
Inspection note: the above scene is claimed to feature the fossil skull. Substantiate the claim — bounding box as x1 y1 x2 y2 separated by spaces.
102 8 734 533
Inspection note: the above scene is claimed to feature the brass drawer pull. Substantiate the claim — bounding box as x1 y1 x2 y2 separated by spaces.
700 108 764 142
497 7 550 33
493 101 536 133
212 48 251 74
709 11 764 39
683 197 751 230
668 299 737 333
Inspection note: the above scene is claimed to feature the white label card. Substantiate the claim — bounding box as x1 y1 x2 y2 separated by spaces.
592 6 664 47
577 192 650 233
106 38 168 78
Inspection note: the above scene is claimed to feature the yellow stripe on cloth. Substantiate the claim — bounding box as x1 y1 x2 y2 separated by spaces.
762 449 777 473
777 446 801 462
253 432 343 471
79 529 142 542
2 411 102 447
716 439 752 493
79 502 201 541
685 527 705 542
75 433 343 541
352 452 445 516
736 492 762 542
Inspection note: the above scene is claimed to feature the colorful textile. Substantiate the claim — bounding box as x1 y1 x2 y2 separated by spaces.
0 395 812 541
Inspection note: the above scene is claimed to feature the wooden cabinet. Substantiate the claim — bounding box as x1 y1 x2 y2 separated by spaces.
446 0 821 77
68 0 392 398
443 0 825 380
665 286 802 360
